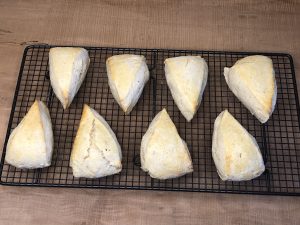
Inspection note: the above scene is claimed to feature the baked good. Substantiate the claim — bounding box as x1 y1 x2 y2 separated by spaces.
70 104 122 178
212 110 265 181
49 47 90 109
140 108 193 179
106 54 149 114
164 56 208 121
224 55 277 123
5 100 53 168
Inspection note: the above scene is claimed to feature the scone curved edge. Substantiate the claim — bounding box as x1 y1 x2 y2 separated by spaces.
38 101 54 166
66 49 90 109
211 110 228 180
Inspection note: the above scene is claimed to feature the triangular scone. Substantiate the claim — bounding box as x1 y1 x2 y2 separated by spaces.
70 104 122 178
141 108 193 179
224 55 277 123
106 54 150 114
5 100 53 169
212 110 265 181
164 56 208 122
49 47 90 109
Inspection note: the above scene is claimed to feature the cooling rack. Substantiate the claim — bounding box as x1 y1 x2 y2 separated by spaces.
1 45 300 195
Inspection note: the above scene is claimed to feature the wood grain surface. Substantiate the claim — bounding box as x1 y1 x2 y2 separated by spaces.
0 1 299 224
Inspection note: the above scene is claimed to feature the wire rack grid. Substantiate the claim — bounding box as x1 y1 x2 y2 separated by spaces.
1 45 300 195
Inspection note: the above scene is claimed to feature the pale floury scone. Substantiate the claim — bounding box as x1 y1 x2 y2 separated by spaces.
224 55 277 123
70 104 122 178
212 110 265 181
106 54 150 114
49 47 90 109
141 108 193 179
5 100 54 169
164 56 208 122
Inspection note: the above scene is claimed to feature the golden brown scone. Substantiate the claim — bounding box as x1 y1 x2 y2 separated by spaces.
49 47 90 109
141 108 193 179
164 56 208 122
212 110 265 181
106 54 149 114
224 55 277 123
5 100 53 169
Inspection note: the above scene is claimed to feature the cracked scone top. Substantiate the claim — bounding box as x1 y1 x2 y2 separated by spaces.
70 104 122 178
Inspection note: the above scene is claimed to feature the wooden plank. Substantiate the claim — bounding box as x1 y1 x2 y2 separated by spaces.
0 1 299 224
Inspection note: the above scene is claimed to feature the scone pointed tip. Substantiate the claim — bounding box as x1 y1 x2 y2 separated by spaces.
83 103 90 110
61 98 70 110
223 109 229 114
80 104 87 114
223 67 230 80
122 106 130 114
218 109 232 121
184 113 194 122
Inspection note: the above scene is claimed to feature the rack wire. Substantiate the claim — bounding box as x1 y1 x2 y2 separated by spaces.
1 45 300 195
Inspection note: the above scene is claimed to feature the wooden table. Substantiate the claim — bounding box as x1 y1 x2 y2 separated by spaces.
0 1 299 224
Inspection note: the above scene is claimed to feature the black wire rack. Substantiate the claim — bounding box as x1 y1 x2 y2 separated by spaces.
1 45 300 196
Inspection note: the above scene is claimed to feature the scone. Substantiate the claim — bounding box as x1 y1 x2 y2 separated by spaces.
141 108 193 179
106 54 150 114
5 100 54 169
164 56 208 122
212 110 265 181
49 47 90 109
70 104 122 178
224 55 277 123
